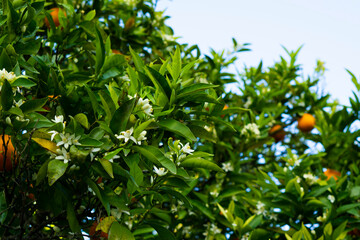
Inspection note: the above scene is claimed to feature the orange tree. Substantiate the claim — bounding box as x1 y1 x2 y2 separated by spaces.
0 0 360 239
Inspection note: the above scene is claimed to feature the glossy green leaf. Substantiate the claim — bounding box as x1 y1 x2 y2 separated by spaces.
191 199 215 220
108 221 135 240
177 83 219 99
95 25 105 75
1 80 13 111
110 98 136 134
74 113 90 129
47 160 68 186
20 97 48 114
180 158 223 172
158 119 196 142
171 47 181 81
66 201 82 234
147 222 176 240
100 158 114 178
79 137 103 147
132 145 176 174
129 46 145 73
145 66 172 100
12 78 36 88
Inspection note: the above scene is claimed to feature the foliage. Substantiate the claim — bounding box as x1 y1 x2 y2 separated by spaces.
0 0 360 239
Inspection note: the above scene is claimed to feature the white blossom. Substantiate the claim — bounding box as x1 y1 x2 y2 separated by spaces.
182 226 192 235
55 147 71 164
241 232 250 240
304 173 318 185
210 223 221 234
89 147 101 161
222 162 233 172
180 143 194 155
316 211 327 222
255 201 267 216
48 130 58 141
328 195 335 203
137 98 153 116
0 68 17 82
241 123 260 138
14 99 24 107
136 130 147 145
153 166 168 176
115 127 137 144
52 115 64 124
107 154 120 163
57 133 80 149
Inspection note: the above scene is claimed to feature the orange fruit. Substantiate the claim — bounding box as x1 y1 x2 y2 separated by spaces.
89 221 108 239
44 8 67 28
324 169 341 180
0 135 17 172
269 125 286 142
297 113 316 133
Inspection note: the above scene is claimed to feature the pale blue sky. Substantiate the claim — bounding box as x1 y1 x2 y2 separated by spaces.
157 0 360 105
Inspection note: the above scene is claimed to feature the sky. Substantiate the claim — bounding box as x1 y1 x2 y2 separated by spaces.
156 0 360 105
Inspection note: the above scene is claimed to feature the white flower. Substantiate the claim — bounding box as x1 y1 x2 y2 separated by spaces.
57 133 80 149
303 173 317 185
180 143 194 155
89 147 101 161
55 147 71 164
115 127 137 144
182 226 192 235
153 166 168 176
210 223 221 234
107 154 120 163
288 155 300 167
255 201 267 216
136 130 147 145
209 189 219 197
316 211 327 222
328 195 335 203
14 99 24 107
269 212 278 221
170 204 178 213
0 68 17 82
222 162 233 172
52 115 64 124
137 98 153 116
241 232 250 240
48 130 58 141
243 97 252 108
241 123 260 138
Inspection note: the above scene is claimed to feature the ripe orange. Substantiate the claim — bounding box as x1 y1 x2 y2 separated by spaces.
0 135 17 172
44 8 67 28
111 49 122 55
324 169 341 180
297 113 316 133
89 221 108 239
269 125 286 142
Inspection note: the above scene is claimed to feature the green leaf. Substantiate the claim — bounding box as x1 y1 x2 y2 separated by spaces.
1 79 13 111
132 145 176 174
110 98 136 134
249 229 271 240
350 186 360 198
85 177 110 216
125 155 143 194
66 201 82 234
36 159 50 186
336 203 360 214
85 85 100 116
20 97 48 114
145 66 172 100
160 187 192 208
127 65 138 95
177 83 219 99
74 113 90 129
324 223 333 238
32 138 59 154
180 158 223 172
129 46 145 73
332 221 347 240
100 158 114 178
171 47 181 81
12 78 36 88
78 137 103 147
0 191 7 224
301 223 312 240
84 9 96 21
95 25 105 75
147 222 176 240
191 199 215 220
134 119 155 138
108 221 135 240
158 119 196 142
47 160 68 186
0 48 12 70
